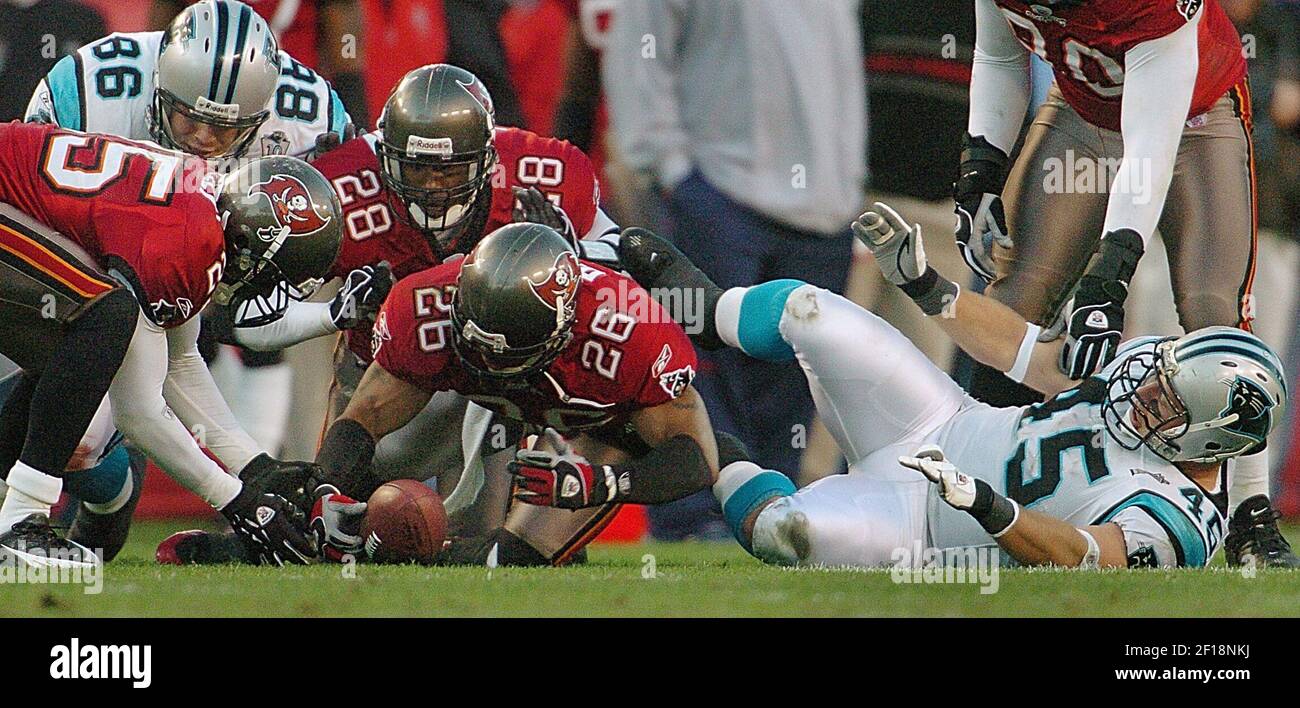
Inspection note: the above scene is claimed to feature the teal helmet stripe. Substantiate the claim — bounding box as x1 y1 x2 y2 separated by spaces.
223 2 252 105
207 0 228 102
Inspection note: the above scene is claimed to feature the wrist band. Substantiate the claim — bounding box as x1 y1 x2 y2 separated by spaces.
970 479 1020 537
1006 323 1041 384
899 266 960 317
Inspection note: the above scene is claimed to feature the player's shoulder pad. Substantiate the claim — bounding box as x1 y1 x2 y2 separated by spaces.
580 262 697 404
372 261 460 370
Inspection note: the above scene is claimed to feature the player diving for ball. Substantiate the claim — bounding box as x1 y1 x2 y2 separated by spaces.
8 0 385 563
616 203 1287 569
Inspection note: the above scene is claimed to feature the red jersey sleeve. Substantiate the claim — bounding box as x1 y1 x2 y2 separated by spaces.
592 270 697 408
371 263 460 392
487 127 600 237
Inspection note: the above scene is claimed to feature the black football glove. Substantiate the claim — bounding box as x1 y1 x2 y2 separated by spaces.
953 133 1012 283
221 485 316 566
1062 229 1145 379
512 185 577 244
330 262 395 329
308 123 358 162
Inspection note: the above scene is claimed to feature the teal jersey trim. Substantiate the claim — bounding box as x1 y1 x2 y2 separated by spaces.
1100 491 1208 567
47 55 83 131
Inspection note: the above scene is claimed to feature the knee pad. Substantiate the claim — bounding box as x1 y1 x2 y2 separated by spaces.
720 279 808 361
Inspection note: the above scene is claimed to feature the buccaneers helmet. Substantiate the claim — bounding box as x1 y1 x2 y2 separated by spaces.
151 1 281 159
215 156 343 310
375 64 497 256
450 223 580 379
1103 327 1288 463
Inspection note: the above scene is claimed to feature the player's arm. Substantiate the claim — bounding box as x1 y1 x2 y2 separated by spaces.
511 385 720 509
111 313 316 564
855 202 1072 396
315 360 433 499
1062 9 1202 378
24 54 82 128
900 448 1127 568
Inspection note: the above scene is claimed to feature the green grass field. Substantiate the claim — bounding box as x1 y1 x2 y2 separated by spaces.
6 520 1300 617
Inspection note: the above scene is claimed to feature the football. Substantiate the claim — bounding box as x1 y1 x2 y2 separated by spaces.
360 480 448 565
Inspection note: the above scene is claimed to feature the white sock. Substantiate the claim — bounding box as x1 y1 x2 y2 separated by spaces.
0 461 62 534
1228 448 1271 515
714 287 747 350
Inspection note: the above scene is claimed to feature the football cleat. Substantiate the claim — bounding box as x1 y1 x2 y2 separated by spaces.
0 513 99 569
1224 495 1300 568
156 529 255 565
616 227 725 350
67 448 146 562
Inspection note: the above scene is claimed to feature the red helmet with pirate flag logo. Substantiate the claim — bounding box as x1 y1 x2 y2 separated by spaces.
450 222 580 379
215 156 343 307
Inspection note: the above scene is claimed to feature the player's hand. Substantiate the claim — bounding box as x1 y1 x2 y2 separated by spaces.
853 201 928 286
899 445 977 511
221 486 316 566
953 136 1012 283
1062 275 1126 379
239 453 319 508
509 428 615 509
308 122 358 161
330 262 394 329
309 485 367 561
511 186 576 244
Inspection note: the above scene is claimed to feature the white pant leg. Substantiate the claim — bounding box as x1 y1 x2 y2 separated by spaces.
752 443 931 568
775 285 970 463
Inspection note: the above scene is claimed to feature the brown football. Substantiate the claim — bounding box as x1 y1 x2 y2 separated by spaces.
360 480 448 565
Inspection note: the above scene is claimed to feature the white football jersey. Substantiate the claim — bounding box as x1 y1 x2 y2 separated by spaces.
931 336 1226 567
25 31 349 158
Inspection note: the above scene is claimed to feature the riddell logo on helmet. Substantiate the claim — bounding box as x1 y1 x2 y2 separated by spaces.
527 251 580 317
248 175 333 242
406 135 454 157
193 96 240 120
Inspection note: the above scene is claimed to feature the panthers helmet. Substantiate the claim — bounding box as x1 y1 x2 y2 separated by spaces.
1103 327 1288 463
375 64 497 254
151 1 280 159
215 156 343 308
450 223 580 379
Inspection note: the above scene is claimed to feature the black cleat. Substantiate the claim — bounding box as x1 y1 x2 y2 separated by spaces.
616 227 726 350
67 448 146 562
0 513 99 569
1224 495 1300 568
156 529 256 565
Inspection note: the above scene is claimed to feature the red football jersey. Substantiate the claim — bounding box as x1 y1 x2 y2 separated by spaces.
992 0 1245 131
0 121 224 328
312 126 602 362
372 259 697 431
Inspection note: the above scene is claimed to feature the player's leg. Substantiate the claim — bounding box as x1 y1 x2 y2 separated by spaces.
713 444 930 567
1157 82 1295 566
0 206 136 565
716 280 970 461
970 88 1112 406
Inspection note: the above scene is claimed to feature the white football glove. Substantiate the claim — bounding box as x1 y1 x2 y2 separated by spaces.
898 445 977 510
852 201 927 286
953 192 1013 283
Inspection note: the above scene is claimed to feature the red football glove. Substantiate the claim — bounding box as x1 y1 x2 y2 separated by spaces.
309 485 367 562
509 429 616 509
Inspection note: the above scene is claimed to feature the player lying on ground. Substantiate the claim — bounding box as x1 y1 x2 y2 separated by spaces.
954 0 1292 565
616 204 1287 568
0 121 343 568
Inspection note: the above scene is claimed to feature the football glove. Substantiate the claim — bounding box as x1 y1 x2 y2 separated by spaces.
330 262 395 330
512 185 577 244
309 485 367 561
853 201 927 287
239 453 319 508
308 122 358 162
953 134 1012 283
509 428 616 509
220 485 315 566
1062 229 1144 379
898 445 977 510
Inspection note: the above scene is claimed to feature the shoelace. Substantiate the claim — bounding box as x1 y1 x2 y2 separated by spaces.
8 518 65 544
